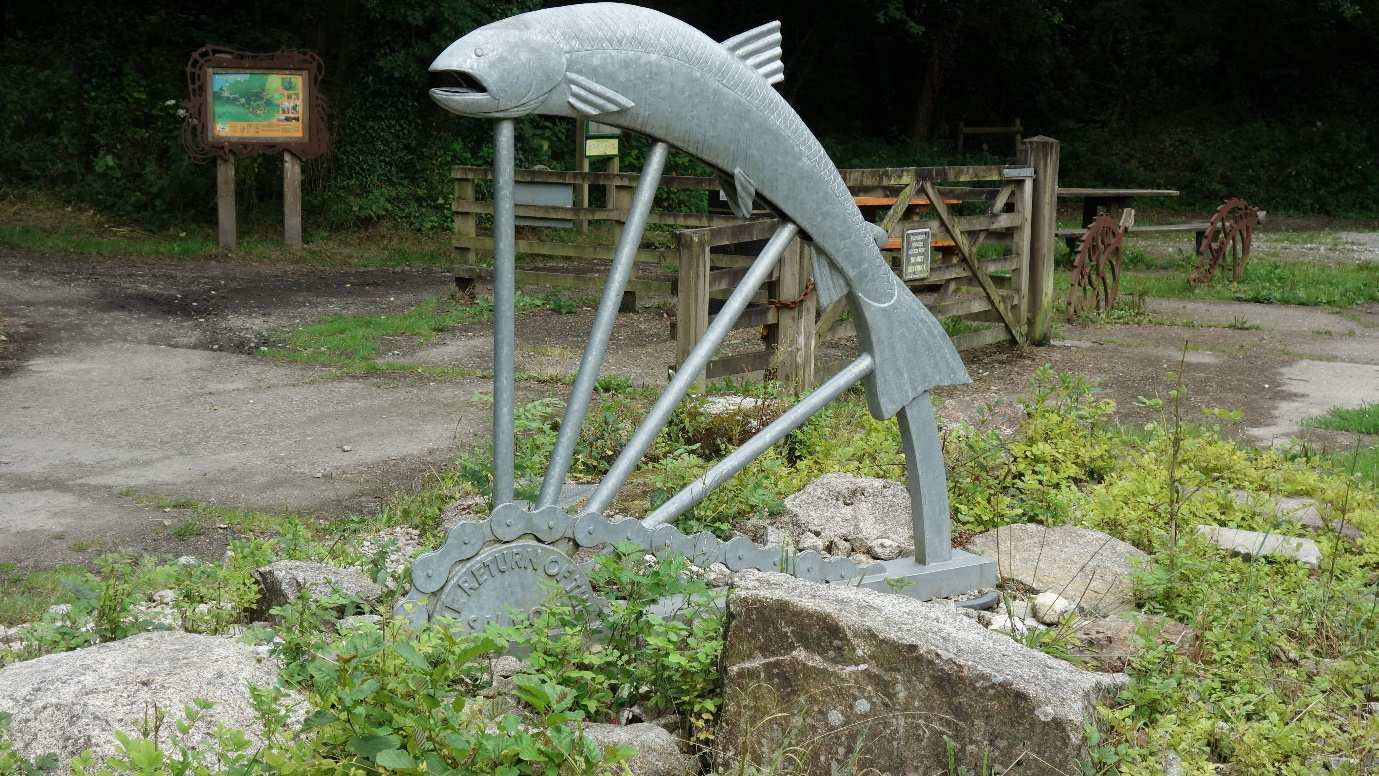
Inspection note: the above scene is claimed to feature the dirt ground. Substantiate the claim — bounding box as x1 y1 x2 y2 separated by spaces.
2 246 1378 571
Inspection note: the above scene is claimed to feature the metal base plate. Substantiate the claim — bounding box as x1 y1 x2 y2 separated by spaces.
857 549 996 601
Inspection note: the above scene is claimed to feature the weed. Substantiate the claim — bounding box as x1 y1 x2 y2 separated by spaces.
170 518 203 539
1304 402 1379 435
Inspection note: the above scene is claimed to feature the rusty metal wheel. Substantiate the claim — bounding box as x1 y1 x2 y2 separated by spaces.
1191 197 1260 285
1067 215 1125 318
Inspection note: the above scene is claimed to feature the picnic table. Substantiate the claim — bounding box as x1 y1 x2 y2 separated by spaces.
1057 187 1180 228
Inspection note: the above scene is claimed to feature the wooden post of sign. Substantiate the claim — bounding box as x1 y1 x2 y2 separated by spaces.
1021 136 1060 344
216 157 236 249
283 151 302 249
574 117 589 233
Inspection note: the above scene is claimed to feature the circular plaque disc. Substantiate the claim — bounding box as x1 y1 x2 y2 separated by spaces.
436 541 596 632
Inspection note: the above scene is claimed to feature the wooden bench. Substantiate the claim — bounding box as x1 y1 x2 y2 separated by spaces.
1059 220 1209 253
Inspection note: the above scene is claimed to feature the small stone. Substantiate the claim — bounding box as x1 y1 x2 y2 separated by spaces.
151 589 176 606
1162 751 1185 776
705 562 734 587
582 723 697 776
175 555 199 566
794 531 823 552
1363 702 1379 718
987 614 1028 636
313 472 323 478
341 445 353 452
491 655 524 678
868 537 903 560
827 537 852 556
1031 591 1076 625
217 523 229 530
46 604 71 617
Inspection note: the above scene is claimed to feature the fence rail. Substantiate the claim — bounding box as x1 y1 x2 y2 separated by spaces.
451 137 1061 390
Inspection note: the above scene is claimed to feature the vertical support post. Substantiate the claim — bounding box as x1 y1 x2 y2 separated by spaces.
1013 176 1034 320
216 156 236 250
453 175 476 266
770 237 815 392
897 393 952 565
492 119 517 505
574 117 588 234
1021 136 1059 344
282 151 302 249
675 229 711 389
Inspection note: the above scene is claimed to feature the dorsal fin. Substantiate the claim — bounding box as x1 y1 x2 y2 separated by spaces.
717 167 758 219
722 21 785 85
566 72 635 116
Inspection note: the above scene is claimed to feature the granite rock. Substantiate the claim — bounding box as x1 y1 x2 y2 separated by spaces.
718 571 1127 775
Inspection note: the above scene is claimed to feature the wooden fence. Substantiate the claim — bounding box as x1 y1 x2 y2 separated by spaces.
451 136 1061 390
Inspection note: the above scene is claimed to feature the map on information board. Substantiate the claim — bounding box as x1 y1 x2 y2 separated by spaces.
209 70 307 141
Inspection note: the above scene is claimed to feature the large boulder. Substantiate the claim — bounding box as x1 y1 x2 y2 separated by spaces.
966 524 1147 614
583 723 697 775
0 632 298 768
252 559 384 620
718 571 1125 776
782 473 914 560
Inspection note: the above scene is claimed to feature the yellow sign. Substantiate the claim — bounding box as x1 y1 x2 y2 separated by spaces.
208 69 308 142
585 137 619 159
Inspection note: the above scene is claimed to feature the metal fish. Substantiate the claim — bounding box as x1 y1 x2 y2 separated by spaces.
429 2 969 419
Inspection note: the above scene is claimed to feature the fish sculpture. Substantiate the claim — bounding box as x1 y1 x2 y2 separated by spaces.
428 2 969 420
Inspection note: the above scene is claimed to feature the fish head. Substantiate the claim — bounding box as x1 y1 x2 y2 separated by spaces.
430 23 565 118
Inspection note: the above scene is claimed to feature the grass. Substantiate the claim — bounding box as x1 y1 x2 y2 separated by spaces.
1120 259 1379 307
1304 403 1379 435
0 189 457 268
0 563 92 626
263 292 579 374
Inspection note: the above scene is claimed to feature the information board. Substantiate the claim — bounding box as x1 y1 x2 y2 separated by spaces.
901 228 932 280
208 69 308 141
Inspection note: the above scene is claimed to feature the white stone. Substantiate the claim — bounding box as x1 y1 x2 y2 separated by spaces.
988 614 1029 636
1196 524 1321 568
1031 592 1076 625
868 537 903 560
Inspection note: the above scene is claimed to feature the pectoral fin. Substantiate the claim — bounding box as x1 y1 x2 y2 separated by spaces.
567 72 634 116
869 222 890 249
717 167 759 220
723 20 785 85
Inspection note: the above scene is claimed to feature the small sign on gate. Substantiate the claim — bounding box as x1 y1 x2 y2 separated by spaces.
901 227 932 281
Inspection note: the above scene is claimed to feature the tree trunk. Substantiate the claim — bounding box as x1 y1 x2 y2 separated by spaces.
910 42 950 141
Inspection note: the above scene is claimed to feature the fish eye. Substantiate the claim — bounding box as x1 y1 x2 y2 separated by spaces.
474 47 487 58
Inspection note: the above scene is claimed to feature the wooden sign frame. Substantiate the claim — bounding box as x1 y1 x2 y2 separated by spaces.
183 46 328 161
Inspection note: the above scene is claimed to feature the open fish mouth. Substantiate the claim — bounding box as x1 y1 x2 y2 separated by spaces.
430 70 490 96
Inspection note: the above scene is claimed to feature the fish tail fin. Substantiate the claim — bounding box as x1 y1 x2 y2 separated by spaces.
850 288 970 420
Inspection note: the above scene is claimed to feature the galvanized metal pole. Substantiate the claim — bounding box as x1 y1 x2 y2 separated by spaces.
583 222 800 517
492 119 517 505
643 353 874 527
897 393 952 564
538 141 670 509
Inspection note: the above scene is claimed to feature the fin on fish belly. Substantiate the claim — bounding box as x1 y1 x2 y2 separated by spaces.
722 21 785 85
567 72 635 116
716 168 759 220
810 246 849 308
